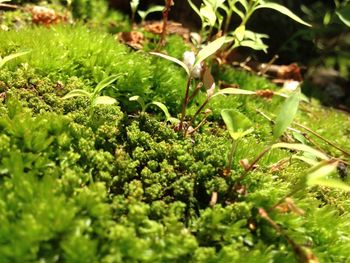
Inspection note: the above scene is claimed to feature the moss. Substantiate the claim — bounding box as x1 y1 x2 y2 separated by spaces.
0 5 350 262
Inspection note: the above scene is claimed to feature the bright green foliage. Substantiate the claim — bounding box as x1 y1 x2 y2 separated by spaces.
221 109 254 140
273 91 300 139
0 25 188 113
0 51 30 69
69 0 109 20
188 0 310 51
0 11 349 263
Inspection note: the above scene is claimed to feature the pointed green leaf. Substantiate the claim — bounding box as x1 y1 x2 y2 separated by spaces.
307 161 338 181
130 0 140 12
256 3 311 27
94 74 123 96
306 160 350 191
292 156 318 166
62 89 92 99
150 52 190 76
336 5 350 27
130 95 146 112
234 25 246 42
138 5 164 21
0 51 30 68
221 109 254 140
273 91 300 139
200 4 217 27
309 178 350 192
271 143 329 160
93 96 117 106
292 131 307 144
148 101 172 122
239 40 268 52
212 88 256 98
188 0 203 23
194 36 226 68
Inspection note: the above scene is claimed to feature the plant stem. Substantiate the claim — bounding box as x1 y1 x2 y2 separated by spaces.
187 110 210 135
179 76 193 131
294 122 350 157
188 82 203 102
190 97 210 125
238 145 271 181
158 0 174 49
256 108 350 158
0 3 18 9
223 12 232 35
227 139 238 172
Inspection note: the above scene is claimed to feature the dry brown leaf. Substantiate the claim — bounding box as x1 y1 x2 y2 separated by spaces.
27 6 67 26
117 31 144 50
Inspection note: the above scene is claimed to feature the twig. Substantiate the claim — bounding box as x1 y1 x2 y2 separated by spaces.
0 3 19 9
294 122 350 157
188 110 211 135
259 208 319 263
238 145 272 182
258 55 279 76
255 108 350 158
158 0 174 49
179 76 193 131
210 192 218 206
188 82 203 102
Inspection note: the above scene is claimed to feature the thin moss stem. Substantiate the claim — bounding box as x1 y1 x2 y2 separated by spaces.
227 139 238 172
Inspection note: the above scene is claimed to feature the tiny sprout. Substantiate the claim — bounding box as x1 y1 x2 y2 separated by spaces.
0 50 30 69
221 109 254 173
129 95 179 124
62 74 124 117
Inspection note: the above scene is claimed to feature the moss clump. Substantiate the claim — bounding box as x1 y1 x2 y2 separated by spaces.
0 7 349 263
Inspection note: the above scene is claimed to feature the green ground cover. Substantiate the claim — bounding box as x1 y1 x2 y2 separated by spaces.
0 2 350 262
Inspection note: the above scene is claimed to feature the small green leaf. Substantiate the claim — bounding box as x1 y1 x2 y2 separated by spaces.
62 89 92 99
309 178 350 192
271 143 329 160
138 5 164 21
239 40 268 52
234 25 245 42
188 0 203 24
194 36 226 68
221 109 254 140
336 5 350 27
93 96 117 106
273 91 300 139
0 51 30 68
306 161 350 192
212 88 256 98
256 3 311 27
307 161 338 181
292 156 318 166
292 131 307 144
148 101 172 122
94 74 123 96
130 95 146 113
150 52 190 76
200 4 217 27
130 0 140 12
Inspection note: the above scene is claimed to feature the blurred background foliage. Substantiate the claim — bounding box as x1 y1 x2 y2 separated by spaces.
111 0 350 78
1 0 349 106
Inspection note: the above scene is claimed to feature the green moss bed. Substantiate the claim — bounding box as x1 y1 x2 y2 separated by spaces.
1 3 350 263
